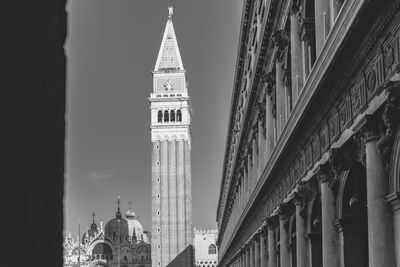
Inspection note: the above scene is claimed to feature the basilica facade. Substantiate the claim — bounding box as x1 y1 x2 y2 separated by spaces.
63 201 151 267
216 0 400 267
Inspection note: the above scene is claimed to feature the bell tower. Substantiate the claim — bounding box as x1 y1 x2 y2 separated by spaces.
149 7 193 267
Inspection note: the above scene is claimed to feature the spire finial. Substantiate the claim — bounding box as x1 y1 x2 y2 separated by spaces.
128 200 133 210
168 6 173 18
116 196 122 218
92 211 96 224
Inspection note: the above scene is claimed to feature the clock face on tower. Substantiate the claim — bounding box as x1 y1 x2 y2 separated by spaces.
164 79 174 91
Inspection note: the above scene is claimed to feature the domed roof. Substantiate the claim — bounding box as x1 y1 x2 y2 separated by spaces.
105 198 129 242
105 217 129 242
125 208 136 219
125 208 144 241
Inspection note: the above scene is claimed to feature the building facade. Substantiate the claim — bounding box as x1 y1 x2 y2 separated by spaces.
63 200 151 267
194 229 218 267
216 0 400 267
149 7 193 267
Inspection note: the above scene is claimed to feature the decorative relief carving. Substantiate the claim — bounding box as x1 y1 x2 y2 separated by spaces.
350 78 366 117
365 53 385 99
377 82 400 170
328 109 340 142
338 95 351 131
320 122 330 153
304 143 313 169
383 35 398 75
311 133 320 161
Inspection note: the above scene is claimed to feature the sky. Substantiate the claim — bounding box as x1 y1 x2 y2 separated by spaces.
65 0 243 238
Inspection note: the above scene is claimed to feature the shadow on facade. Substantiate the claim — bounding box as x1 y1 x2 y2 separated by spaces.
166 245 195 267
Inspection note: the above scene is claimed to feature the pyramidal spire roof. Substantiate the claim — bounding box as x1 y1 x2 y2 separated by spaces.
154 7 184 72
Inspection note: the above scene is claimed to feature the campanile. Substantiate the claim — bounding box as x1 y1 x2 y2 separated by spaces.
149 7 193 267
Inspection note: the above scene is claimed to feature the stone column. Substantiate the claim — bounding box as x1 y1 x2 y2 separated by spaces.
314 0 331 56
250 240 255 267
265 83 275 158
267 216 279 267
255 232 261 267
290 3 303 102
362 115 396 267
279 203 292 267
316 163 340 267
386 192 400 267
242 247 247 267
247 244 251 267
260 227 268 267
293 190 309 267
276 61 285 136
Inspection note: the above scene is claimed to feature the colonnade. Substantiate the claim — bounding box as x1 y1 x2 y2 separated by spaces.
226 114 399 267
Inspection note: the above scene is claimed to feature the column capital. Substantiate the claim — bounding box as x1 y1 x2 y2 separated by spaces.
328 148 346 178
364 114 382 141
315 162 333 184
260 226 268 238
254 231 261 241
272 30 289 63
266 215 279 230
260 71 276 96
294 178 319 204
385 192 400 212
290 0 302 15
278 202 295 220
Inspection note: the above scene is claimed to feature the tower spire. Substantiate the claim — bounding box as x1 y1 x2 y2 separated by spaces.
116 196 122 219
154 8 184 72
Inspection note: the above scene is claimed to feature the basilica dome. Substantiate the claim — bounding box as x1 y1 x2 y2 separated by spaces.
105 206 129 242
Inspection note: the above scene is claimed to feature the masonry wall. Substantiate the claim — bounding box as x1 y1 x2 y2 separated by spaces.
0 0 67 265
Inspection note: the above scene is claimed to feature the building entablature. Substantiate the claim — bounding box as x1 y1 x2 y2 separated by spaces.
217 0 400 265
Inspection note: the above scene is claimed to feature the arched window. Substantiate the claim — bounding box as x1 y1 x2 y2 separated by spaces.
208 244 216 254
158 110 163 122
177 110 182 122
170 110 176 122
164 110 169 122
